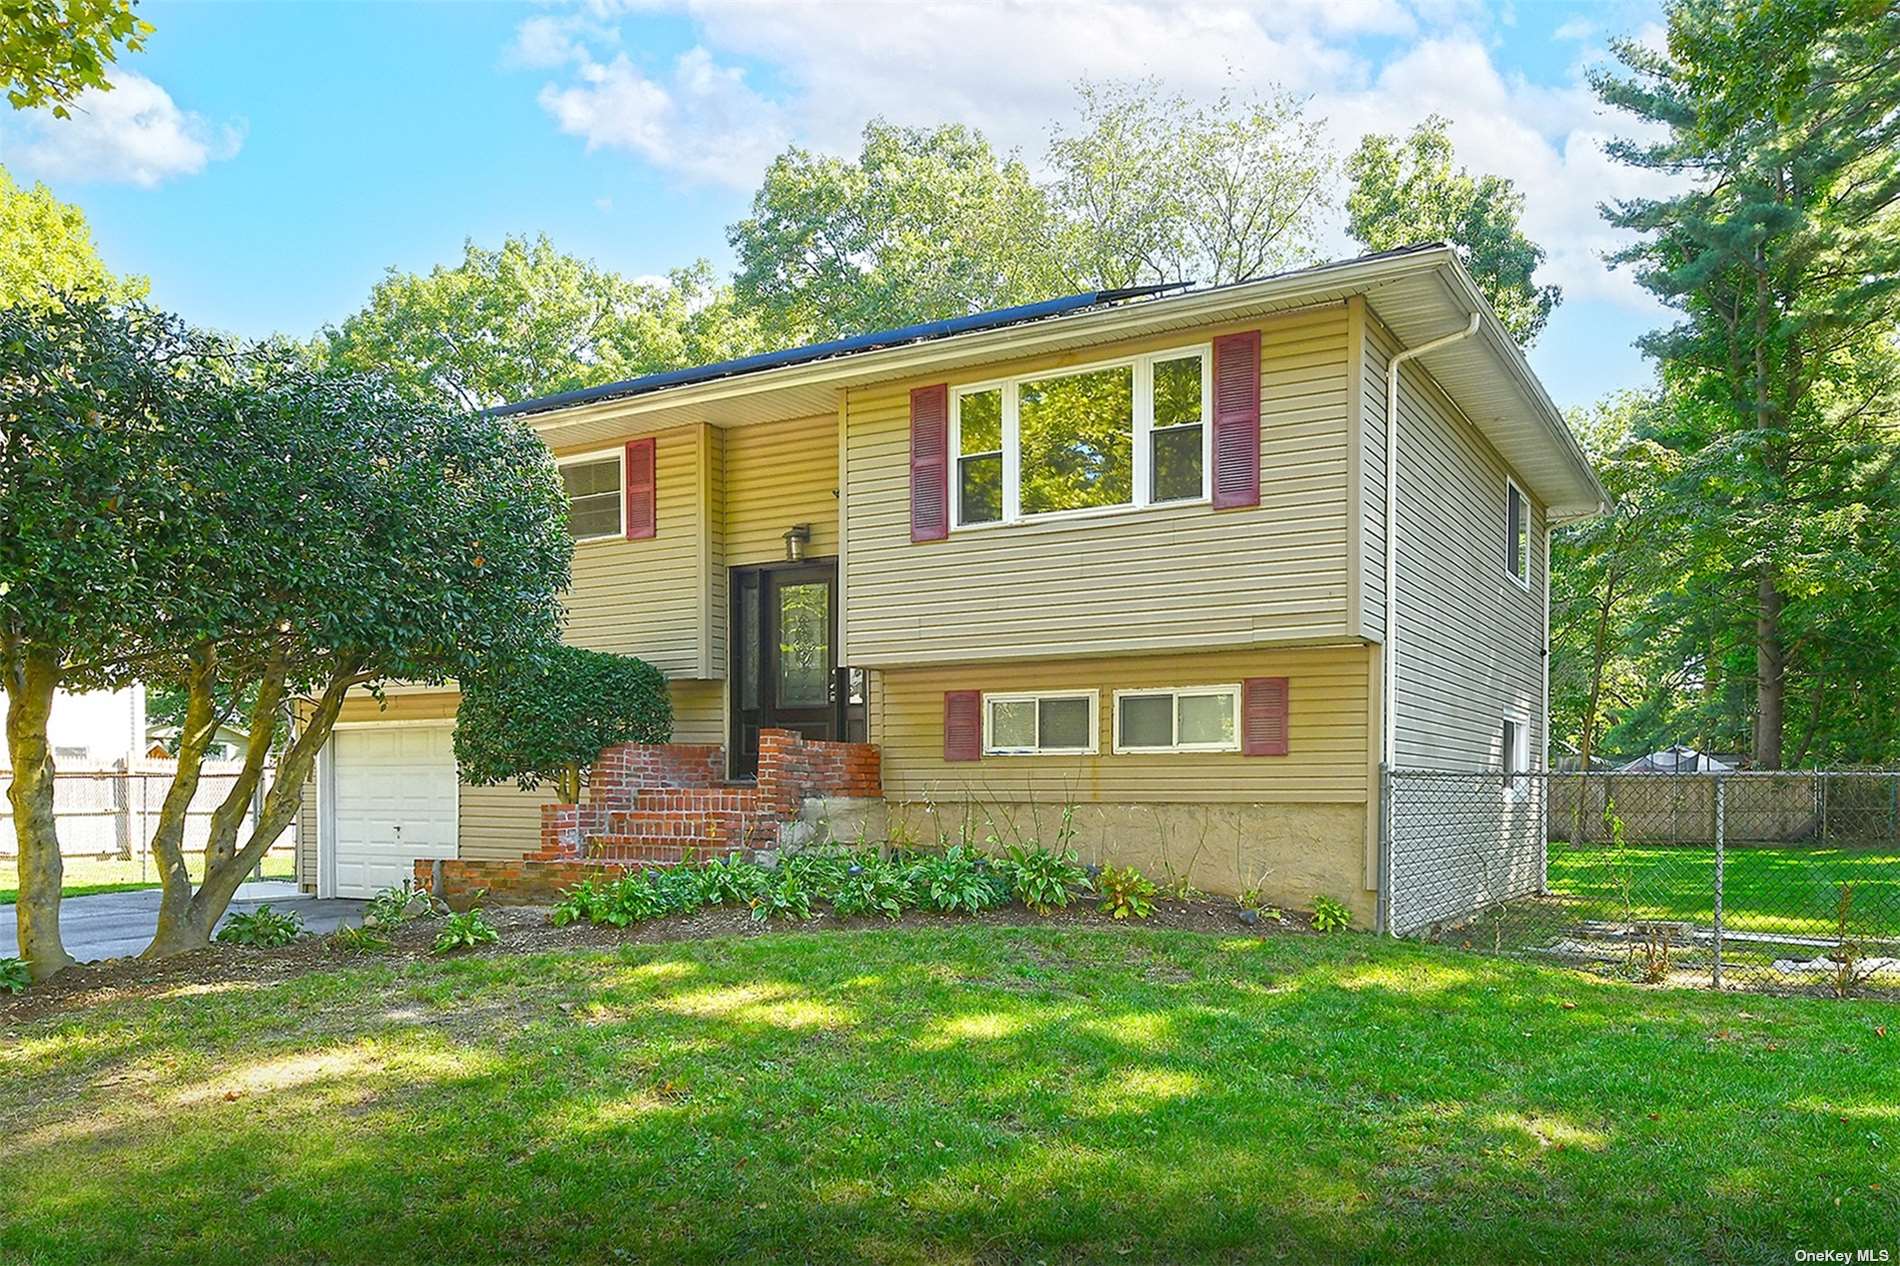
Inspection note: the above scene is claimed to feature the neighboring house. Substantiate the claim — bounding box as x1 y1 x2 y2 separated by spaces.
295 244 1606 923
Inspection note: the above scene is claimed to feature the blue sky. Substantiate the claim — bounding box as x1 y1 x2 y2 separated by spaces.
0 0 1672 411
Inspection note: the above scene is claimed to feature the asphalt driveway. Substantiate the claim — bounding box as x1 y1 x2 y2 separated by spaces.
0 882 366 962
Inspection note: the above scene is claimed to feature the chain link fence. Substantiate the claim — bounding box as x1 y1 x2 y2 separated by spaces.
0 767 296 887
1384 769 1900 996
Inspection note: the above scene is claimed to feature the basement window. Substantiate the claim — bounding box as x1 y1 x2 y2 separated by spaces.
1113 686 1241 753
982 690 1098 756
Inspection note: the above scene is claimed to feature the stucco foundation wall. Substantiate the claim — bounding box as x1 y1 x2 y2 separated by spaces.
889 799 1371 921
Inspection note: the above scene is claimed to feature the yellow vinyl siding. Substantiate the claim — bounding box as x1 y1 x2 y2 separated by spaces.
872 644 1370 804
842 307 1355 666
556 424 712 677
1379 341 1548 770
721 413 839 566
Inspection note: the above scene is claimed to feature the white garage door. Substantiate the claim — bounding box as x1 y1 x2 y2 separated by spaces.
331 726 458 899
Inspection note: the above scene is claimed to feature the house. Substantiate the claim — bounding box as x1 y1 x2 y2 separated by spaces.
294 244 1606 924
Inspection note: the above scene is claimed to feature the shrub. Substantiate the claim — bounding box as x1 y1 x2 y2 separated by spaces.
782 849 851 897
749 867 814 923
1096 865 1157 920
551 876 610 927
433 908 499 954
911 845 1010 914
0 957 28 995
215 904 306 947
1311 895 1353 933
455 643 672 804
697 855 767 906
999 844 1091 915
830 853 916 920
651 864 707 917
331 926 393 955
364 882 443 927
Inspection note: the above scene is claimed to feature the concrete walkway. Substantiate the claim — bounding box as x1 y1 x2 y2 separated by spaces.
0 882 366 963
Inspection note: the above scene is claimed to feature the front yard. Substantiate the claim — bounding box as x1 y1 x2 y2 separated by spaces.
2 921 1894 1264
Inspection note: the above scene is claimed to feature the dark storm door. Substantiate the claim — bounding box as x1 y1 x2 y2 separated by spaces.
729 562 837 778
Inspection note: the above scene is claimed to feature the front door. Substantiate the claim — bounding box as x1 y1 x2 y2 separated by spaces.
729 562 837 778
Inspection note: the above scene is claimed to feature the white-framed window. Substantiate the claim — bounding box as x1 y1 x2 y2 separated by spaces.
1112 685 1242 753
559 448 624 541
1505 477 1530 589
1503 714 1532 799
951 344 1212 529
981 690 1099 756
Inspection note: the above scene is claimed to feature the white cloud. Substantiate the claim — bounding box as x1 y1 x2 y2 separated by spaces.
0 72 242 187
512 0 1680 313
536 46 787 186
1553 17 1595 41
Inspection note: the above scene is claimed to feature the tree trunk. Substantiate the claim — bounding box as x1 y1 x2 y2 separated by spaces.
142 646 226 959
1572 563 1621 843
4 647 74 979
1754 567 1786 770
141 664 360 958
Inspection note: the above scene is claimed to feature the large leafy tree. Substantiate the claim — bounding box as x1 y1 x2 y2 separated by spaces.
1592 0 1900 768
323 236 759 410
1045 79 1334 292
1345 115 1561 343
1 0 150 116
0 300 198 975
0 299 571 971
730 81 1335 343
0 163 148 308
730 121 1058 344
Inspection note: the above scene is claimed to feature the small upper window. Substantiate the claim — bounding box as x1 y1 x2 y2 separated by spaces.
1505 479 1529 588
983 691 1098 755
562 454 623 540
1113 686 1241 753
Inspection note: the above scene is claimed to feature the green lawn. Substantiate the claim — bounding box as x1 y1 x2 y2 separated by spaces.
1548 842 1900 941
2 926 1895 1264
0 849 295 903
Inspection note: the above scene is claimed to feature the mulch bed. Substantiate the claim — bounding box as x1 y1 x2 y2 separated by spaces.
1 897 1307 1024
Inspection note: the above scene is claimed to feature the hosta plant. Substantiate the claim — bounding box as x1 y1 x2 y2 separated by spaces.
697 855 767 906
0 957 28 995
364 882 444 927
999 844 1091 915
910 845 1009 914
215 904 306 948
1096 865 1157 920
432 908 499 954
749 867 814 923
1311 895 1353 933
830 854 916 920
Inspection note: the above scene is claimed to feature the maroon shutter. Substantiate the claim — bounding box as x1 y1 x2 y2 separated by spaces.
624 437 656 540
910 384 950 542
1241 677 1289 756
943 690 981 761
1211 330 1261 509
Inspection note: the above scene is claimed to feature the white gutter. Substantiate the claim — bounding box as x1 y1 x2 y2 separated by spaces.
1381 310 1481 770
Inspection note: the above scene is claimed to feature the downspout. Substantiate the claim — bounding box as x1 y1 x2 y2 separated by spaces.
1381 311 1481 771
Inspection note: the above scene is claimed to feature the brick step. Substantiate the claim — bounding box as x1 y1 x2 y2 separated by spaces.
602 810 717 838
582 833 755 865
632 787 766 815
